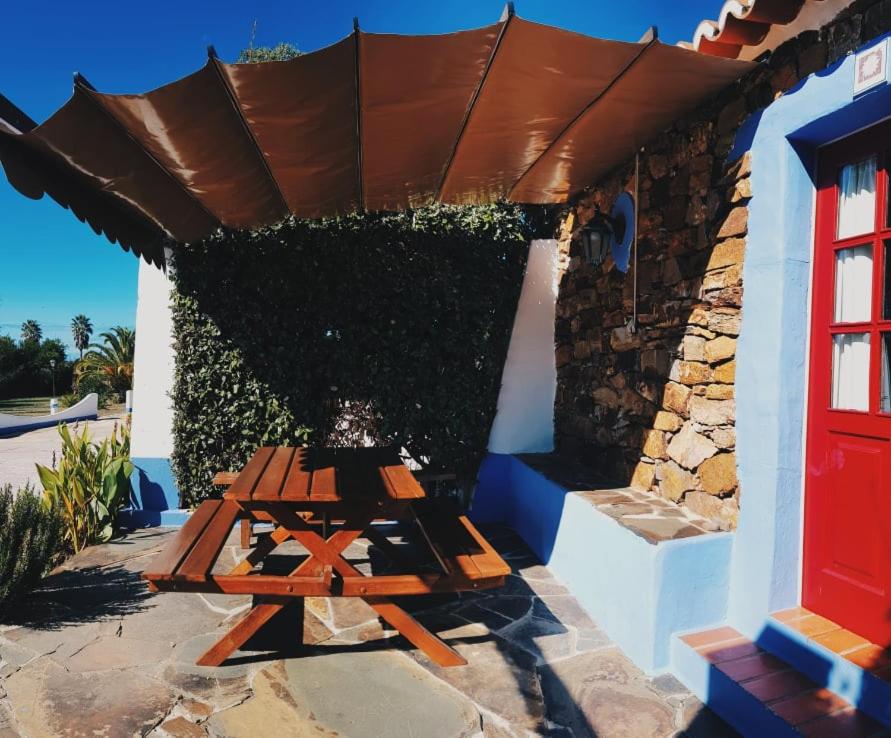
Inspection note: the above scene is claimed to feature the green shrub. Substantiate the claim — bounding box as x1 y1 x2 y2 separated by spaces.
69 372 112 408
36 421 133 552
0 483 63 614
171 204 530 505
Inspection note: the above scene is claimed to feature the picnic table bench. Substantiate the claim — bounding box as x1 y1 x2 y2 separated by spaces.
143 446 510 668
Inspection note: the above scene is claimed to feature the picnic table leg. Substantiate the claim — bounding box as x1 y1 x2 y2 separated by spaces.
240 519 252 549
272 506 467 668
196 600 288 667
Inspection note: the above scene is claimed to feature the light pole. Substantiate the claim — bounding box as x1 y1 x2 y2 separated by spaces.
50 359 56 398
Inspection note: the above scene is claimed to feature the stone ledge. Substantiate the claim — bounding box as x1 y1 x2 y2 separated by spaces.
517 453 715 544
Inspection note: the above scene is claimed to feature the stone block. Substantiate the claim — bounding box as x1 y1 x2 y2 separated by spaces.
648 153 668 179
702 264 742 291
707 238 746 270
630 460 656 491
642 430 667 459
690 397 735 426
700 452 737 495
678 361 711 386
710 427 736 449
556 345 573 368
593 386 620 409
610 324 640 352
705 336 737 363
653 411 683 432
662 382 691 415
708 309 741 336
705 384 734 400
718 205 749 238
667 422 718 470
682 335 706 362
659 460 698 502
640 348 671 376
713 359 736 384
684 490 724 520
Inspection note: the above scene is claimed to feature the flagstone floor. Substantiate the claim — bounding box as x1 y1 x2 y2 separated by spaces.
0 524 736 738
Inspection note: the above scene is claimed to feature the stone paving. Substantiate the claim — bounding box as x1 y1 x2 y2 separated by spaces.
0 417 122 491
0 524 737 737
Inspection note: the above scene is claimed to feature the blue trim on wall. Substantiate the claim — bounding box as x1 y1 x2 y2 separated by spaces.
472 453 733 673
122 456 187 528
728 31 891 638
0 414 97 437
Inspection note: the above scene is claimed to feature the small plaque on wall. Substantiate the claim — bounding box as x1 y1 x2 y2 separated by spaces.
853 38 888 96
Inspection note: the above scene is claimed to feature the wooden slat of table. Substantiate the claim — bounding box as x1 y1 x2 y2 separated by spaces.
175 501 241 581
143 501 221 580
309 448 339 501
252 447 294 500
378 448 424 499
281 447 311 501
226 446 274 499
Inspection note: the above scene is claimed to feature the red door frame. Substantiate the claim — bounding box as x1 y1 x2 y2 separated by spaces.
803 118 891 645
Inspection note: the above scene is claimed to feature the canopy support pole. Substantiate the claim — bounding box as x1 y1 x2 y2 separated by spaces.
507 27 659 200
72 73 222 231
353 17 365 211
434 2 515 202
206 47 290 218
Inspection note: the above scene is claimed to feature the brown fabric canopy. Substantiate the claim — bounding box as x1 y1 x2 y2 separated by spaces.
0 11 753 265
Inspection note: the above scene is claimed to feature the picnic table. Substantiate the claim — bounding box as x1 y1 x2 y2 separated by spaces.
143 446 510 668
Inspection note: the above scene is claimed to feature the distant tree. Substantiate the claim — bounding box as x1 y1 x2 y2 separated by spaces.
236 41 301 63
20 320 42 345
70 315 93 360
75 326 135 399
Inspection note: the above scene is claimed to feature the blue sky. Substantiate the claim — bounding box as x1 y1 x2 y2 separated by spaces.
0 0 719 357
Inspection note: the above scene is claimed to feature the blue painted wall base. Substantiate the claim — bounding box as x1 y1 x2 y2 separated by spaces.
472 453 733 673
124 456 186 527
0 414 97 437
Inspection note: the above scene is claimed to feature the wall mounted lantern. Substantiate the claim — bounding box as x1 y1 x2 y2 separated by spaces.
577 203 630 269
577 205 618 267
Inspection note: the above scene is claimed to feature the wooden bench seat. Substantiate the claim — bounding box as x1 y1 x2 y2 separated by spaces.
412 498 511 582
143 499 240 585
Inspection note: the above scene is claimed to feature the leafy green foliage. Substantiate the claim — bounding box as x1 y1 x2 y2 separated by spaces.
71 314 94 360
0 483 63 615
36 421 133 552
20 319 42 344
235 42 301 63
171 204 530 505
74 326 134 401
0 335 73 399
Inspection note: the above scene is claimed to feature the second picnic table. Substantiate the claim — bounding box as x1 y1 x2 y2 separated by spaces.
143 446 510 667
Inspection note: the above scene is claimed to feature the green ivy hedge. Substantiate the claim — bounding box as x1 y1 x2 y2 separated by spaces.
170 205 531 506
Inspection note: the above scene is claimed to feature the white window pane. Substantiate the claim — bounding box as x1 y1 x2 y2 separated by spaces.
834 244 873 322
838 158 876 239
832 333 870 410
882 334 891 413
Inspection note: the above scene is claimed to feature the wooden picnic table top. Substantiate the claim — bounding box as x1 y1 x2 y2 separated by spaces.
223 446 425 503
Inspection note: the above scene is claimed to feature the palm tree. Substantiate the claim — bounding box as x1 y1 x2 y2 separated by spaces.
20 319 42 344
75 326 135 398
70 315 93 360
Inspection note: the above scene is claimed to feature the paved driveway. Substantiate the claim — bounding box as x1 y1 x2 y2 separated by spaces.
0 417 123 492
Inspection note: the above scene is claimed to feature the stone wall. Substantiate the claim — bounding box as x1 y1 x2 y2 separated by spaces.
554 0 891 528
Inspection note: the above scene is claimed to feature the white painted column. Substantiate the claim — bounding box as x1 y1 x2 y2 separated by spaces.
131 249 175 459
488 239 558 454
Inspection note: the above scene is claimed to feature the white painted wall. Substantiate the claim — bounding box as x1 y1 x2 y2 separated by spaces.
130 248 175 459
0 393 98 432
488 238 558 454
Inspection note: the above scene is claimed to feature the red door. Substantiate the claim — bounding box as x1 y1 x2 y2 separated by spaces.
804 120 891 646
